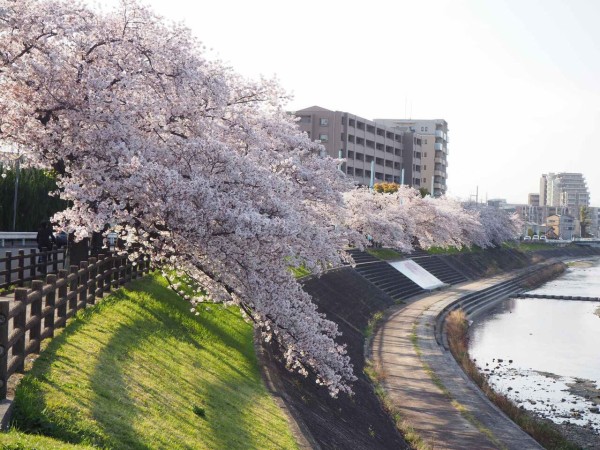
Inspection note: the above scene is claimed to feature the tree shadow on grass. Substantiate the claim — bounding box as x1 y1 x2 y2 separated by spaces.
86 300 263 448
12 277 281 449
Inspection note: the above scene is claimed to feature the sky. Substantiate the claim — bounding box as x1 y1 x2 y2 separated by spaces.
92 0 600 204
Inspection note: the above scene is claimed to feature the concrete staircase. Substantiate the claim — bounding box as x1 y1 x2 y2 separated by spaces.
347 249 424 302
410 255 469 285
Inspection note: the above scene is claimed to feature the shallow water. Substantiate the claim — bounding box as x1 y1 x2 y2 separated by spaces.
468 258 600 432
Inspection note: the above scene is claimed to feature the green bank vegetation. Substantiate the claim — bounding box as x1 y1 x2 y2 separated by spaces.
7 274 298 449
366 247 403 260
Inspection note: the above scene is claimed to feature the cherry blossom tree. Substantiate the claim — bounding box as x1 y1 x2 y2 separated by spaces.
344 187 520 252
0 0 521 396
463 203 522 246
0 0 360 395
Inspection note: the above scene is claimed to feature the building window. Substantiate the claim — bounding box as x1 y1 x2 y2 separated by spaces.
320 118 329 126
349 119 355 127
424 152 427 157
424 139 427 144
299 115 311 123
420 127 424 131
423 165 427 170
423 177 427 183
425 126 428 132
319 134 328 142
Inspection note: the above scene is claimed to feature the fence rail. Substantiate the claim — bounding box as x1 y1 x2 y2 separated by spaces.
1 247 66 291
0 252 151 399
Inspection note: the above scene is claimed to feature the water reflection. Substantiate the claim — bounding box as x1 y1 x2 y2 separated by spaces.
469 258 600 433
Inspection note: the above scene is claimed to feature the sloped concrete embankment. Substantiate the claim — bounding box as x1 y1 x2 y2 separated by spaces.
264 246 599 449
262 267 410 450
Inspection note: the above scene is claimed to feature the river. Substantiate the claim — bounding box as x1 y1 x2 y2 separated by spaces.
468 258 600 438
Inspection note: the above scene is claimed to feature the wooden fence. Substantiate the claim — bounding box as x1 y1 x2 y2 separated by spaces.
1 247 67 291
0 252 151 399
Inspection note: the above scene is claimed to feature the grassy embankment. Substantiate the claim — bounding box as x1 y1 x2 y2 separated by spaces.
4 274 298 449
445 309 578 450
366 248 403 260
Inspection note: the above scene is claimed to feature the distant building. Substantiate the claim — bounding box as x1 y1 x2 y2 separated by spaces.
528 193 540 207
540 173 589 209
374 119 449 196
293 106 439 189
546 214 575 240
487 198 507 208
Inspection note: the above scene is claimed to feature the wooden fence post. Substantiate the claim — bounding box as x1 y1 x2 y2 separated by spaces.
4 252 11 288
79 261 88 309
0 300 10 399
69 265 78 314
45 274 57 338
30 280 44 354
96 254 105 299
17 250 25 287
119 255 127 287
29 249 36 279
112 255 120 290
52 246 58 274
13 288 27 373
88 257 97 305
104 255 112 295
57 270 68 329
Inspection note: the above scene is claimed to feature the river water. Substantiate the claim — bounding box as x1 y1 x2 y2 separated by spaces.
469 258 600 435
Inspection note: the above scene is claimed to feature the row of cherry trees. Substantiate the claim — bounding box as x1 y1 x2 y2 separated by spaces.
0 0 520 395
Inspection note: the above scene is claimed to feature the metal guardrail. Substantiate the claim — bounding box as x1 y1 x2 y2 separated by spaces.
0 232 37 247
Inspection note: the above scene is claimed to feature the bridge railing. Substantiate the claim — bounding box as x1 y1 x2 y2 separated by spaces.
0 232 37 248
0 252 151 399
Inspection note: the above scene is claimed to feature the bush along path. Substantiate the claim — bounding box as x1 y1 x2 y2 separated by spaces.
6 274 298 449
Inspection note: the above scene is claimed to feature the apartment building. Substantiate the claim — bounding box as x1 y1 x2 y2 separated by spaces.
527 193 540 207
540 173 589 209
546 214 575 240
293 106 409 187
373 119 449 196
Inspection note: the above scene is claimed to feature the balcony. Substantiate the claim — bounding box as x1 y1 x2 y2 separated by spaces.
434 143 444 151
435 130 444 138
434 170 444 177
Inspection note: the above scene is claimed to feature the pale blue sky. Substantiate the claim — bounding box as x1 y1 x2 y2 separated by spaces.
93 0 600 204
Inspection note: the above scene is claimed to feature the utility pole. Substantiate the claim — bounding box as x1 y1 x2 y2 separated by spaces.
12 155 21 231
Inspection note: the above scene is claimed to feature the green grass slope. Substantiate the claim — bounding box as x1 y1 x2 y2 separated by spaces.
6 274 298 450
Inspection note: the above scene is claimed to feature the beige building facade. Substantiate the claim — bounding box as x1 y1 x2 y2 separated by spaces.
373 119 449 196
293 106 419 187
293 106 449 192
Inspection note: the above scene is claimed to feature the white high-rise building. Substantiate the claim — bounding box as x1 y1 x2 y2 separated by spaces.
540 173 589 209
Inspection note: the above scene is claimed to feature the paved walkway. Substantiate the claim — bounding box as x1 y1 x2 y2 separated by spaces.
372 272 543 450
